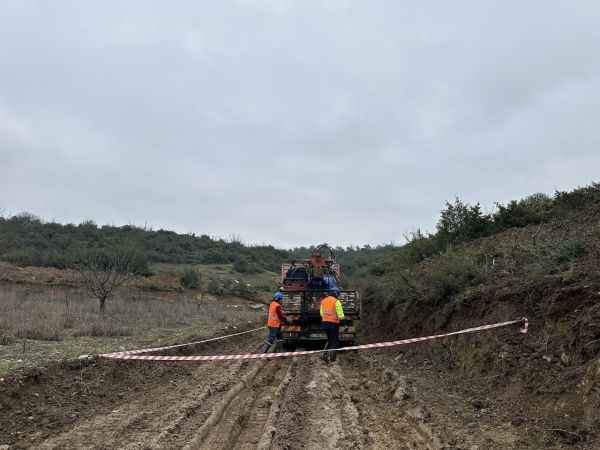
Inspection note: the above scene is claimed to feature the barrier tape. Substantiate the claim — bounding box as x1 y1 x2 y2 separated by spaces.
99 317 528 362
101 326 266 357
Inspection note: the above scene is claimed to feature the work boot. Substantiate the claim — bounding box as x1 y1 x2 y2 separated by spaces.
259 342 271 353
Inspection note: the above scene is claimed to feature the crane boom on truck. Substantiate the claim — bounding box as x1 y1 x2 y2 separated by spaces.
278 244 360 350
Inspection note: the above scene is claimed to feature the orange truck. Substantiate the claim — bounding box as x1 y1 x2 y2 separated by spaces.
278 244 360 350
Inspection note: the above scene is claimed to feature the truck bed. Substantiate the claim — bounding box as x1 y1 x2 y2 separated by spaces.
281 290 360 317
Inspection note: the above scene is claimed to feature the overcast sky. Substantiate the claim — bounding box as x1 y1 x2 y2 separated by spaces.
1 1 599 247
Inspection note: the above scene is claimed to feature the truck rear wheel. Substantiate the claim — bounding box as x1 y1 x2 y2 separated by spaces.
282 342 297 352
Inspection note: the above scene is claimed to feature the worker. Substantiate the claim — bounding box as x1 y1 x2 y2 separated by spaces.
320 291 345 362
259 291 288 353
285 261 297 278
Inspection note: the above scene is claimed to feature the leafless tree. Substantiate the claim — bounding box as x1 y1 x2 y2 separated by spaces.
0 262 9 282
75 248 138 314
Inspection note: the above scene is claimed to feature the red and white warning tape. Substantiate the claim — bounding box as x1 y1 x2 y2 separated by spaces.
99 317 528 362
102 326 267 356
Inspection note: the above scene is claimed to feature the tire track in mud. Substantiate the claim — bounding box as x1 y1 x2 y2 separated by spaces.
338 352 444 450
183 358 294 450
127 359 248 450
270 356 366 450
227 360 295 450
34 338 447 450
35 334 264 450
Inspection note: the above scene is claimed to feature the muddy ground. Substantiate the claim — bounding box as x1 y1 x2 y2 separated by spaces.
2 318 597 450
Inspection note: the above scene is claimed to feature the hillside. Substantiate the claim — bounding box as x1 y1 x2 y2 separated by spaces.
0 213 395 282
0 215 288 273
5 183 597 285
356 183 600 448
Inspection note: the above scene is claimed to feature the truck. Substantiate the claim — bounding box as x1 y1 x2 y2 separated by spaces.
278 244 360 350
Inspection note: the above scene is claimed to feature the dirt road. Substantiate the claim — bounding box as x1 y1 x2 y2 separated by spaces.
2 331 443 450
3 331 597 449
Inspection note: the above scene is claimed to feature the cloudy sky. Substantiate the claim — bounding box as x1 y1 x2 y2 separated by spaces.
1 1 599 247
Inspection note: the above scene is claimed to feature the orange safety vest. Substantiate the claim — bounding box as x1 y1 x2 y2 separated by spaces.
321 296 340 324
267 301 282 328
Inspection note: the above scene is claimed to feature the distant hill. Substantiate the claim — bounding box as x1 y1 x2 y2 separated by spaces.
0 216 288 273
1 182 597 281
0 212 391 278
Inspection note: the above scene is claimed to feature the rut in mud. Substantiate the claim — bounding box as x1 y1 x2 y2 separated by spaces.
4 326 600 449
4 333 465 450
2 328 451 450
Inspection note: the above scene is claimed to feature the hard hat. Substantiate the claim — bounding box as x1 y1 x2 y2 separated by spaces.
273 292 284 301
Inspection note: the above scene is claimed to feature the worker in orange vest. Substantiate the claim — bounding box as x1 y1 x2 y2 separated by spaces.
320 290 345 362
260 291 288 353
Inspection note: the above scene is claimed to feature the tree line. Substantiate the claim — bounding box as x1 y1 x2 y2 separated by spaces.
1 182 598 284
0 217 288 274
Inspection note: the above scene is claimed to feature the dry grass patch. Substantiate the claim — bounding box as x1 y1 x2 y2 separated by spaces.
0 283 264 375
72 322 132 337
0 285 206 341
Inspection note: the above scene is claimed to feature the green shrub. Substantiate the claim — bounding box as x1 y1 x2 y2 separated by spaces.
233 258 261 274
420 253 485 305
130 251 153 276
554 240 587 264
386 272 419 306
436 198 493 247
369 263 386 276
180 267 201 289
233 258 250 273
554 183 600 211
401 229 441 265
493 193 553 229
207 279 222 296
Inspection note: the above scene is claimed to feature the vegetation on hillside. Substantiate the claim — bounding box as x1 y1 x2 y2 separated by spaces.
0 214 393 279
1 182 598 293
0 216 288 273
359 182 600 312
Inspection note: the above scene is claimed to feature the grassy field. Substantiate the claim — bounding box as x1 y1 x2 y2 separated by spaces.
0 260 280 377
0 261 280 294
0 282 266 377
151 262 280 292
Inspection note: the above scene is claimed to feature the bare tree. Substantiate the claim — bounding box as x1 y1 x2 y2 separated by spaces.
75 248 138 314
0 262 6 281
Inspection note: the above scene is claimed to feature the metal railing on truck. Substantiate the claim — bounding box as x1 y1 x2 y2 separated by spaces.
281 290 360 317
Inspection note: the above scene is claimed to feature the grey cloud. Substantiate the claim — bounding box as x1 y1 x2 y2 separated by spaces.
1 1 600 247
